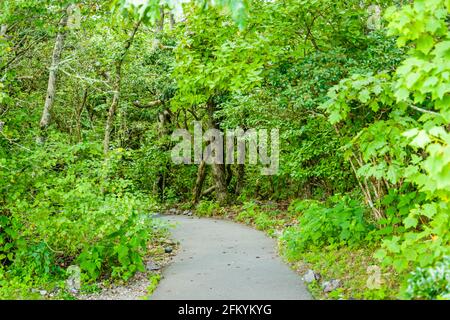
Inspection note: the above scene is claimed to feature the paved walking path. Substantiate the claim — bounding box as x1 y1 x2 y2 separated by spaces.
150 215 312 300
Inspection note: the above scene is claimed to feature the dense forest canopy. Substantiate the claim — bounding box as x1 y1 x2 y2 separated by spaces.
0 0 449 299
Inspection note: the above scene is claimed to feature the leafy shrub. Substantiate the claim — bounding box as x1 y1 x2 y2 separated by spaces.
254 212 280 232
235 202 284 236
374 201 450 273
1 138 159 290
0 214 21 266
195 200 221 217
367 186 426 241
321 0 450 282
235 201 259 224
77 212 153 281
405 256 450 300
12 242 60 279
282 196 372 259
288 198 320 217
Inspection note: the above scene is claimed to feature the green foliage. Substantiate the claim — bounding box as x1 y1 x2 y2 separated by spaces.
284 244 400 300
368 186 426 240
374 200 450 273
235 201 258 224
321 0 450 284
195 200 221 217
282 197 371 259
172 4 265 108
113 0 251 29
405 255 450 300
0 214 21 265
235 201 284 235
1 0 448 300
145 272 161 296
76 213 151 281
253 211 281 233
1 135 159 295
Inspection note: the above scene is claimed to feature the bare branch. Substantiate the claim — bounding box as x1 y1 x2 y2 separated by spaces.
410 105 440 116
132 100 163 108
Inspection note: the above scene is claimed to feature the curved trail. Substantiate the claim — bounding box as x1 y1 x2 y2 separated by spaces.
151 215 312 300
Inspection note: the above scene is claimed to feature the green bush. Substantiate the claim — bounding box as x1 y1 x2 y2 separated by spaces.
76 209 154 281
405 256 450 300
195 200 221 217
367 186 426 241
235 201 259 224
234 202 284 236
254 213 279 232
281 196 372 259
1 138 159 294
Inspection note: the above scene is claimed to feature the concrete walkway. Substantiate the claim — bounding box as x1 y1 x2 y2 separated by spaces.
150 215 312 300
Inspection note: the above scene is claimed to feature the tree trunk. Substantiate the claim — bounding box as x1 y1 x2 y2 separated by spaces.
0 25 7 38
158 7 165 31
75 87 88 142
157 108 174 200
226 164 232 186
103 73 120 154
169 13 175 30
38 7 71 137
254 178 261 199
103 20 141 155
235 164 245 196
207 99 228 205
192 160 206 204
212 163 227 204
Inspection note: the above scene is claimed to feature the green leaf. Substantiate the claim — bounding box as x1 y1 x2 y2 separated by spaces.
403 216 418 229
403 248 417 261
425 16 442 33
403 128 419 139
374 248 387 261
393 258 408 272
384 238 401 253
405 72 420 88
358 89 371 103
394 88 410 102
421 203 437 218
369 100 379 112
410 130 431 148
416 34 434 54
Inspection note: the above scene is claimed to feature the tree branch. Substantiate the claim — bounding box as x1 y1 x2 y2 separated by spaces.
410 105 440 116
132 100 163 108
202 186 215 196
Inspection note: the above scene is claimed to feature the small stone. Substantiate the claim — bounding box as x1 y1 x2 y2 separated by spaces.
146 260 160 271
66 265 81 293
322 279 342 293
39 290 48 296
303 269 320 283
272 230 283 238
164 246 173 254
